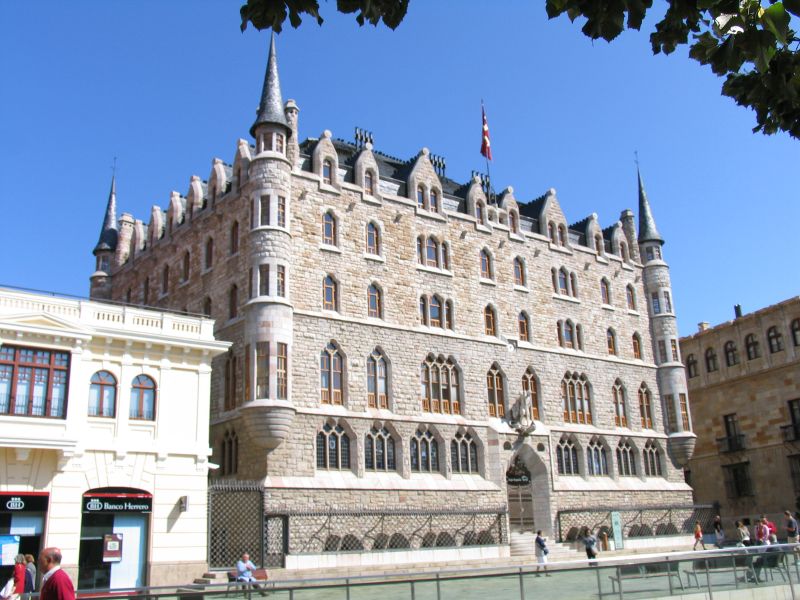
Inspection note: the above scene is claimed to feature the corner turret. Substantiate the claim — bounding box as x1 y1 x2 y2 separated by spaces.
90 175 118 300
251 33 291 155
637 168 663 245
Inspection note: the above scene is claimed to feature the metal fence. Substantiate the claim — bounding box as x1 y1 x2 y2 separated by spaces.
556 504 716 542
208 480 266 569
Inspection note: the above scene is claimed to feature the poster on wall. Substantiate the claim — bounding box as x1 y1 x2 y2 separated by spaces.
0 535 21 566
103 533 123 562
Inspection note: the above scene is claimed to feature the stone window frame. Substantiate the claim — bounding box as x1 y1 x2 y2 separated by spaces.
513 256 526 287
586 437 609 477
228 284 239 320
612 379 627 427
220 429 239 476
365 425 396 471
626 285 637 311
556 436 580 476
160 264 169 297
365 221 381 256
367 282 383 319
419 354 461 415
705 347 718 373
643 440 663 477
316 420 352 471
557 224 568 247
366 348 390 409
322 211 338 247
484 304 498 337
364 170 376 196
639 383 654 429
521 367 541 421
322 274 339 312
745 333 761 360
204 237 214 271
724 340 739 367
561 371 592 425
518 311 530 342
130 373 157 421
320 341 346 406
791 319 800 347
322 159 334 185
229 220 239 256
632 333 643 360
557 319 583 351
508 209 520 234
181 251 190 283
767 326 784 353
594 233 604 255
616 439 637 477
410 427 440 473
607 328 618 356
88 370 117 418
486 363 505 418
685 354 697 378
479 248 494 280
450 430 479 475
600 278 612 305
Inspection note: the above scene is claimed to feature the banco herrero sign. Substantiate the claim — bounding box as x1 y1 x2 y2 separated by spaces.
83 496 152 514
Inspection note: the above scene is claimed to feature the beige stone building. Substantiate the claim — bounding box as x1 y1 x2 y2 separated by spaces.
681 298 800 527
89 36 698 567
0 287 229 588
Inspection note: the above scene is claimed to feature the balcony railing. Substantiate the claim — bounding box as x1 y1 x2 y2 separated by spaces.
716 434 746 453
782 423 800 442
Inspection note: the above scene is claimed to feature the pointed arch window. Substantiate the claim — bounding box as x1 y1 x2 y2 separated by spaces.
557 225 567 246
365 427 395 470
420 355 460 414
228 285 238 319
317 423 350 469
484 305 497 336
426 238 440 268
612 381 627 427
518 312 529 342
182 251 190 282
130 374 156 421
570 273 579 298
367 284 382 318
445 300 454 330
364 171 375 196
430 189 439 212
161 265 169 295
366 223 380 255
792 319 800 347
686 354 697 378
607 329 618 356
230 221 239 255
366 349 388 409
486 364 505 418
556 437 579 475
513 257 525 287
416 236 424 265
558 269 569 295
323 276 337 311
643 441 663 477
320 343 344 405
322 212 337 246
745 334 760 360
768 326 784 353
89 370 116 417
632 333 643 360
419 296 428 325
548 221 557 244
480 249 493 279
509 211 518 234
600 279 611 305
724 341 739 366
561 372 592 424
705 347 718 372
451 432 478 474
521 368 540 420
430 295 442 328
639 383 653 429
587 439 609 476
626 285 636 310
205 238 214 270
221 430 239 476
617 441 636 476
323 159 333 185
410 429 439 472
475 201 485 224
417 185 425 208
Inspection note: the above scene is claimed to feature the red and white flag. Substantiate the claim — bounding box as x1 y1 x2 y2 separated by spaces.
480 103 492 161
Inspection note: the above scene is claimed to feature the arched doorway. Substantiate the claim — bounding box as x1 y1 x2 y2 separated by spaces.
506 443 552 535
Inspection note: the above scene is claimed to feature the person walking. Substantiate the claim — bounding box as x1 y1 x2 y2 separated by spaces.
23 556 36 592
756 517 771 545
735 520 751 547
10 555 26 599
534 530 550 576
38 548 75 600
785 511 798 543
693 521 706 550
583 528 599 565
713 515 725 548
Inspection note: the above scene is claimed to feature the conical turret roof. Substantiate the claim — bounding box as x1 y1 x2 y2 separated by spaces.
250 32 289 136
637 168 663 244
93 175 118 254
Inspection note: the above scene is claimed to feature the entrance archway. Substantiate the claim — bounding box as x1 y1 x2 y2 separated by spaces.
506 443 552 535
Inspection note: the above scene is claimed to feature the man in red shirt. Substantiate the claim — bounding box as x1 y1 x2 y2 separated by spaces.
38 548 75 600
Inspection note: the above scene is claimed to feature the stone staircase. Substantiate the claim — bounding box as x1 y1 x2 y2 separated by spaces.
509 531 585 561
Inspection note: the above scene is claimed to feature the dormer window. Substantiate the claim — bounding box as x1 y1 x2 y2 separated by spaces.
417 185 425 209
430 189 439 212
323 160 333 184
274 132 285 154
509 211 519 234
365 171 375 196
557 225 567 247
476 202 485 224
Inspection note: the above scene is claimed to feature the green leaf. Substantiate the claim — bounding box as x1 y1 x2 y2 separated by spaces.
761 3 791 45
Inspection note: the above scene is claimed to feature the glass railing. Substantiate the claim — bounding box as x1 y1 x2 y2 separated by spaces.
38 544 800 600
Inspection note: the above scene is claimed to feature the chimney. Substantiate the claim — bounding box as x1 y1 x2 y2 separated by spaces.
698 322 710 332
734 304 742 319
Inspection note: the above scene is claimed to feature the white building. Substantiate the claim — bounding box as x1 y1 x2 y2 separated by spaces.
0 287 229 588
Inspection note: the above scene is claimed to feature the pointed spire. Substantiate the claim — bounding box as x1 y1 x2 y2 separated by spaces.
93 174 119 254
250 32 289 137
637 167 663 244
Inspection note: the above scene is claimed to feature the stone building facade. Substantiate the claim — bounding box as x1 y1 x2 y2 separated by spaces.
681 298 800 527
89 36 696 566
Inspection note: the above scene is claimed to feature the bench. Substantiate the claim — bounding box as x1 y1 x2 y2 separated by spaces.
683 555 755 588
608 562 684 594
227 569 271 597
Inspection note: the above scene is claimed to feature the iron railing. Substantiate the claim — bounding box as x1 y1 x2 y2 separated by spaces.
717 433 747 453
782 423 800 442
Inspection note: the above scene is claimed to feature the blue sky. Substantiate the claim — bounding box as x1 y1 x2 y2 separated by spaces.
0 1 797 335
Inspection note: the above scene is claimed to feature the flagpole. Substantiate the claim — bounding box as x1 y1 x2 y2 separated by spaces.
481 100 494 203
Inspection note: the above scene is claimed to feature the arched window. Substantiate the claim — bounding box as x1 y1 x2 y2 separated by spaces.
705 347 718 372
322 212 337 246
724 341 739 366
792 319 800 347
221 430 238 476
509 211 518 234
365 427 395 471
430 189 439 212
587 439 608 476
205 238 214 269
364 171 375 195
366 223 380 255
607 329 618 356
513 257 525 287
626 285 636 310
419 296 429 325
563 320 575 349
416 236 424 265
323 159 333 185
484 305 497 336
600 279 611 305
203 297 212 317
161 265 169 295
451 432 478 474
556 437 579 475
612 380 627 427
317 423 350 469
88 371 116 417
745 334 760 360
686 354 697 378
518 312 530 342
557 225 567 246
445 300 454 330
366 349 388 409
228 285 238 319
575 324 584 350
639 383 653 429
420 355 461 414
130 374 156 420
475 201 485 224
323 275 337 311
320 343 344 405
426 237 440 267
768 326 784 353
632 333 643 360
548 221 557 244
441 242 450 270
230 221 239 255
367 284 382 318
486 364 505 418
558 269 569 295
570 273 579 298
594 234 603 254
182 251 190 282
643 441 662 477
480 249 492 279
410 430 439 472
430 295 442 328
617 441 636 476
561 372 592 424
514 369 538 423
